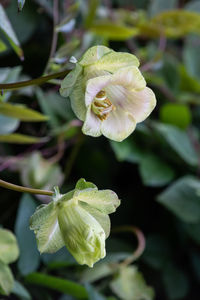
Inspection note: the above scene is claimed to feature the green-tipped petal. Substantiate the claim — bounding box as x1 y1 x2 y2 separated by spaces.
75 178 97 190
30 202 65 253
79 45 112 66
60 64 83 98
70 74 87 121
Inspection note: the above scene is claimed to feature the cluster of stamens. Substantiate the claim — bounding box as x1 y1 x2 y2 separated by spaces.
91 90 115 121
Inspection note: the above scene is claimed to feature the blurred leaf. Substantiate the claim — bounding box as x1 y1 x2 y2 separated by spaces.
81 263 114 283
0 260 14 296
183 222 200 244
12 280 31 300
0 40 6 53
190 251 200 281
0 66 22 102
139 154 175 187
162 263 189 300
110 266 154 300
85 0 99 28
179 65 200 93
89 21 138 40
25 273 88 299
18 0 26 12
0 102 48 122
0 4 23 59
0 134 41 144
0 228 19 264
183 34 200 80
149 0 178 17
41 247 75 266
0 115 19 134
159 103 192 129
85 283 106 300
110 138 144 164
157 176 200 223
185 0 200 12
153 123 198 166
15 194 40 275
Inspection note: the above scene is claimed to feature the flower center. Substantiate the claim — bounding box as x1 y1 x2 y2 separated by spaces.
91 90 115 121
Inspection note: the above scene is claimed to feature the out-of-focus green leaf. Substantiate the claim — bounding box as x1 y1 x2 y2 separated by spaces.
0 261 14 296
85 0 99 28
18 0 26 12
153 123 198 166
0 134 41 144
89 21 138 40
0 115 19 134
85 283 106 300
110 138 144 163
157 176 200 223
15 194 40 275
0 66 22 102
25 273 88 299
183 222 200 244
0 102 48 122
0 229 19 264
159 103 192 129
81 263 114 283
12 280 31 300
179 65 200 93
185 0 200 13
162 263 189 300
190 252 200 281
0 40 6 53
149 0 178 17
0 4 23 59
139 154 175 187
183 35 200 80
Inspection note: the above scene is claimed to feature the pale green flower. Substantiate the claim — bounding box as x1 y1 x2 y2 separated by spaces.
30 179 120 267
60 45 156 142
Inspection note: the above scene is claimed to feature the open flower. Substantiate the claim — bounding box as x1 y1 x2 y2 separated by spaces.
60 46 156 142
30 179 120 267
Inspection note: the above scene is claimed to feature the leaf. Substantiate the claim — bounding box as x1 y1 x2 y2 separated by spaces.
0 102 48 122
0 134 41 144
30 201 65 253
0 261 14 296
81 263 114 283
160 103 191 129
0 40 7 53
183 222 200 244
139 154 175 187
0 115 19 134
157 176 200 223
89 21 138 40
18 0 26 12
85 283 106 300
162 263 189 300
0 4 23 59
0 229 19 264
84 0 99 28
183 35 200 80
149 0 178 17
153 123 198 166
110 266 155 300
25 272 88 299
12 280 31 300
15 194 40 275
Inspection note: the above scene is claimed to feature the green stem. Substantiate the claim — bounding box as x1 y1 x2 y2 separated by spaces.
0 69 70 91
0 179 54 196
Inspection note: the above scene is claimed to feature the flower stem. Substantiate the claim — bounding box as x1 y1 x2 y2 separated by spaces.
0 69 70 91
0 179 54 196
112 225 146 266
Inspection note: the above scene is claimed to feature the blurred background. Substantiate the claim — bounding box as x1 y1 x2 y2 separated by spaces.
1 0 200 299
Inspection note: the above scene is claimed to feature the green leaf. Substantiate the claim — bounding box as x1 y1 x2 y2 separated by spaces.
0 102 48 122
30 201 65 253
81 263 114 283
89 21 138 40
139 154 175 187
0 4 23 59
15 194 40 275
110 266 155 300
183 222 200 244
160 103 191 129
157 176 200 223
84 0 99 28
162 263 189 300
0 40 6 53
85 283 106 300
0 261 14 296
149 0 178 17
183 35 200 80
153 123 198 166
0 134 41 144
0 115 19 134
25 273 88 299
12 280 31 300
0 229 19 264
18 0 26 12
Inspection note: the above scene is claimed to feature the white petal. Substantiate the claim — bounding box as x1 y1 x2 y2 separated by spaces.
82 106 102 137
85 75 112 106
101 109 136 142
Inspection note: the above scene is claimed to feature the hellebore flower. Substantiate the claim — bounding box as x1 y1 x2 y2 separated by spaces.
30 179 120 267
60 45 156 142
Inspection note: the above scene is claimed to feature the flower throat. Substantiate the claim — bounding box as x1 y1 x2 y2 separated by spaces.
91 90 115 121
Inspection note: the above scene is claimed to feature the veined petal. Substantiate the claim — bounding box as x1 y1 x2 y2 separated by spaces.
82 106 102 137
101 109 136 142
79 45 112 66
111 66 146 91
70 75 86 121
85 75 112 106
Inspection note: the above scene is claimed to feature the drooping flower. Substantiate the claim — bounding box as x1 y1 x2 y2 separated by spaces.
60 46 156 142
30 179 120 267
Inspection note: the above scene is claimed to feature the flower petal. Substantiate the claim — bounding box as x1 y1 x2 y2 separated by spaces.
82 106 102 137
79 45 112 66
70 75 86 121
101 109 136 142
